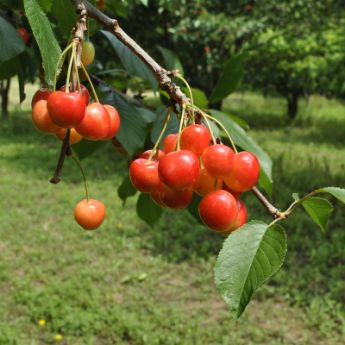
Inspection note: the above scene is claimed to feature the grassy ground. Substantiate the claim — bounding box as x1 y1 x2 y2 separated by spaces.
0 88 344 344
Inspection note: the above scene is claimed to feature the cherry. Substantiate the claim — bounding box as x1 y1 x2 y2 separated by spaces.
56 128 83 145
198 190 238 231
224 151 260 192
74 199 106 230
17 27 29 44
158 150 200 190
163 134 178 154
31 100 60 134
103 105 120 140
32 88 51 107
75 103 110 140
193 168 222 196
140 149 165 161
47 91 86 128
151 183 193 209
129 158 160 193
180 124 211 156
231 200 247 230
202 144 234 178
60 84 90 105
81 41 95 66
223 183 242 200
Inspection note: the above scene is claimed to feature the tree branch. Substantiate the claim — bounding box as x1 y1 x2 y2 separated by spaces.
251 187 281 219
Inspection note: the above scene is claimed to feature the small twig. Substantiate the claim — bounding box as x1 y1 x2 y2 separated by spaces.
251 186 281 219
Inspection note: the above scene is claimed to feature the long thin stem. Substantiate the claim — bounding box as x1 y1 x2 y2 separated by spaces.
80 61 99 102
176 74 195 121
65 44 76 92
53 43 73 91
71 151 90 201
177 105 186 150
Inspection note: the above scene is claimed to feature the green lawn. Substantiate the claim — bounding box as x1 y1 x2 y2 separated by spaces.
0 89 344 344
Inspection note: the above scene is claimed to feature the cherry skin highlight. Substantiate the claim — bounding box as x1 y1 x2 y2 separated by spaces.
163 134 178 154
224 151 260 192
74 199 106 230
202 144 234 178
47 91 86 128
193 168 223 196
198 190 238 232
75 103 110 140
129 158 160 193
180 124 211 156
31 100 60 134
158 150 200 190
103 105 120 140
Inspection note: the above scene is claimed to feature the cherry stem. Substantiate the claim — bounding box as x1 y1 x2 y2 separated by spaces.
176 74 195 122
71 150 90 201
53 43 73 91
147 107 172 162
65 44 77 92
80 61 99 103
50 129 72 184
194 107 216 144
73 49 82 93
177 105 186 151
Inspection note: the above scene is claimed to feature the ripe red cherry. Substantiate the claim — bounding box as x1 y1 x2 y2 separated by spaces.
129 158 160 193
231 200 247 231
32 88 51 107
140 149 165 161
158 150 200 190
74 199 106 230
180 124 211 156
202 144 234 178
193 168 222 196
151 183 193 209
163 134 178 154
224 151 260 192
103 105 120 140
60 84 90 105
17 27 29 44
47 91 86 128
198 190 238 231
56 128 82 145
31 100 60 134
75 103 110 140
223 184 242 200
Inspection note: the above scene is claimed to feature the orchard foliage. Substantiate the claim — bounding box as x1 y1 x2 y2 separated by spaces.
0 0 345 318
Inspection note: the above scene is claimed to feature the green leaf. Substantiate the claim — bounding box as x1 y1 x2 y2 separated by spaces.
136 193 163 227
210 53 245 104
51 0 76 38
37 0 52 12
101 89 148 157
73 140 107 160
215 221 287 318
211 109 273 186
302 197 333 232
24 0 61 87
258 172 272 197
118 175 137 204
101 30 158 90
182 87 208 109
0 56 21 80
136 107 157 124
320 187 345 204
150 107 179 144
157 45 184 75
0 17 25 64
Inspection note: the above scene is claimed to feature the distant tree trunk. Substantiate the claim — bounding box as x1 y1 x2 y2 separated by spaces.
287 92 299 119
0 79 10 120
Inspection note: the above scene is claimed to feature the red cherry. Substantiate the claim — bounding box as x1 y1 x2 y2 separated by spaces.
60 84 90 105
74 199 106 230
158 150 200 190
31 88 51 107
231 200 247 230
31 100 60 134
180 124 211 156
17 27 29 44
140 149 165 161
223 183 242 200
103 105 120 140
202 144 234 178
193 168 222 196
224 152 260 192
198 190 238 231
47 91 86 128
151 183 193 209
129 158 160 193
55 128 82 145
163 134 178 154
75 103 110 140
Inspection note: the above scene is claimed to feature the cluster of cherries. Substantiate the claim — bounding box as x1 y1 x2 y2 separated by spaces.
31 82 120 231
130 124 260 234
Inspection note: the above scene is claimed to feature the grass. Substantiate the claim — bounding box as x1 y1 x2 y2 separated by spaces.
0 87 344 344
